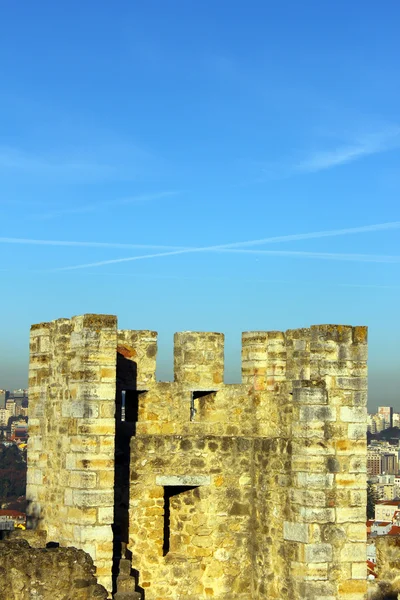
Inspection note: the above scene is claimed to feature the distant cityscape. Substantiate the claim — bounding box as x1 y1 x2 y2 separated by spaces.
0 388 28 533
0 388 28 443
367 406 400 491
366 405 400 575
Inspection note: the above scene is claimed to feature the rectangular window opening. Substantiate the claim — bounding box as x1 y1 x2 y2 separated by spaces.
163 485 199 556
190 391 216 421
120 390 146 428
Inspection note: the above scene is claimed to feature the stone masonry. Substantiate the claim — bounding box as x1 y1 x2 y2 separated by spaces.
26 315 368 599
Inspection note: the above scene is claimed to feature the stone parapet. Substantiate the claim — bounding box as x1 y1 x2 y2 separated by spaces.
174 331 224 389
117 329 157 388
27 317 368 599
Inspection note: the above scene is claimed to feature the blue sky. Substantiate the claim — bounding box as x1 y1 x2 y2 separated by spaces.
0 1 399 410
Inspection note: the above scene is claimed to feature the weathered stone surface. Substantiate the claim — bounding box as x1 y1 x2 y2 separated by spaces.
0 539 107 599
27 317 368 600
155 474 211 486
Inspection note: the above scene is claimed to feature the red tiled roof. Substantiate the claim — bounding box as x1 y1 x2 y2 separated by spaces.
367 520 374 526
0 510 25 518
376 500 400 506
388 526 400 536
367 560 377 578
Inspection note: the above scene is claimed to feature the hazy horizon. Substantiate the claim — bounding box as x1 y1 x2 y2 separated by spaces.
1 318 398 413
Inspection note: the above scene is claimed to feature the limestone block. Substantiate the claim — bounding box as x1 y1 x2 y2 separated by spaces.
340 543 366 562
352 391 367 406
298 580 335 598
335 439 366 455
346 523 367 543
69 437 99 454
349 490 367 506
73 453 114 471
289 490 327 508
300 405 336 422
336 507 366 523
305 544 333 563
69 471 97 489
351 562 367 580
347 424 366 440
73 489 114 508
283 521 309 543
156 475 211 486
348 455 367 473
296 473 334 489
98 506 114 524
62 401 100 419
337 579 367 597
291 561 328 581
66 507 97 525
76 419 115 436
336 377 367 391
74 525 113 543
335 474 366 489
340 407 367 423
299 507 335 523
292 383 328 404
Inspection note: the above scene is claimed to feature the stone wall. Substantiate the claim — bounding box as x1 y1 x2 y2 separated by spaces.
27 315 368 599
26 315 118 591
127 325 368 599
284 326 368 600
0 538 108 599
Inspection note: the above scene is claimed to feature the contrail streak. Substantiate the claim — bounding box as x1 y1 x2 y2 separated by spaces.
52 249 400 271
50 220 400 271
2 220 399 253
0 237 186 251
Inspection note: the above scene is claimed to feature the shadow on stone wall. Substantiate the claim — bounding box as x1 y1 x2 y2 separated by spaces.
113 352 145 599
0 538 108 599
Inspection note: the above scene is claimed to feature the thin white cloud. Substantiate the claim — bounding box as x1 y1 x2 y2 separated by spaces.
52 249 400 271
0 237 186 251
3 220 399 256
44 220 400 271
0 146 114 179
35 191 181 220
219 249 400 263
0 142 159 183
217 221 400 249
296 128 400 173
61 271 400 290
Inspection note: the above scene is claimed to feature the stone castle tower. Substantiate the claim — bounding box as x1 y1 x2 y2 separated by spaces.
26 314 368 599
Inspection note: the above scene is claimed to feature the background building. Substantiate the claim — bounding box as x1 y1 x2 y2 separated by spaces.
0 390 9 410
378 406 394 429
368 449 382 476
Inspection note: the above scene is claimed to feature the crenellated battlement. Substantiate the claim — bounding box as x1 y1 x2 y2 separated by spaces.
26 314 369 599
29 315 367 391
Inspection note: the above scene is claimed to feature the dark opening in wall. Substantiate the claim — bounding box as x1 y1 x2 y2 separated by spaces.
121 390 146 427
113 351 147 596
190 391 216 421
163 486 199 556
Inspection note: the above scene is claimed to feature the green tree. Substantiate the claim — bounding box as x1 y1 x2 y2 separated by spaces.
367 482 378 519
0 444 27 502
